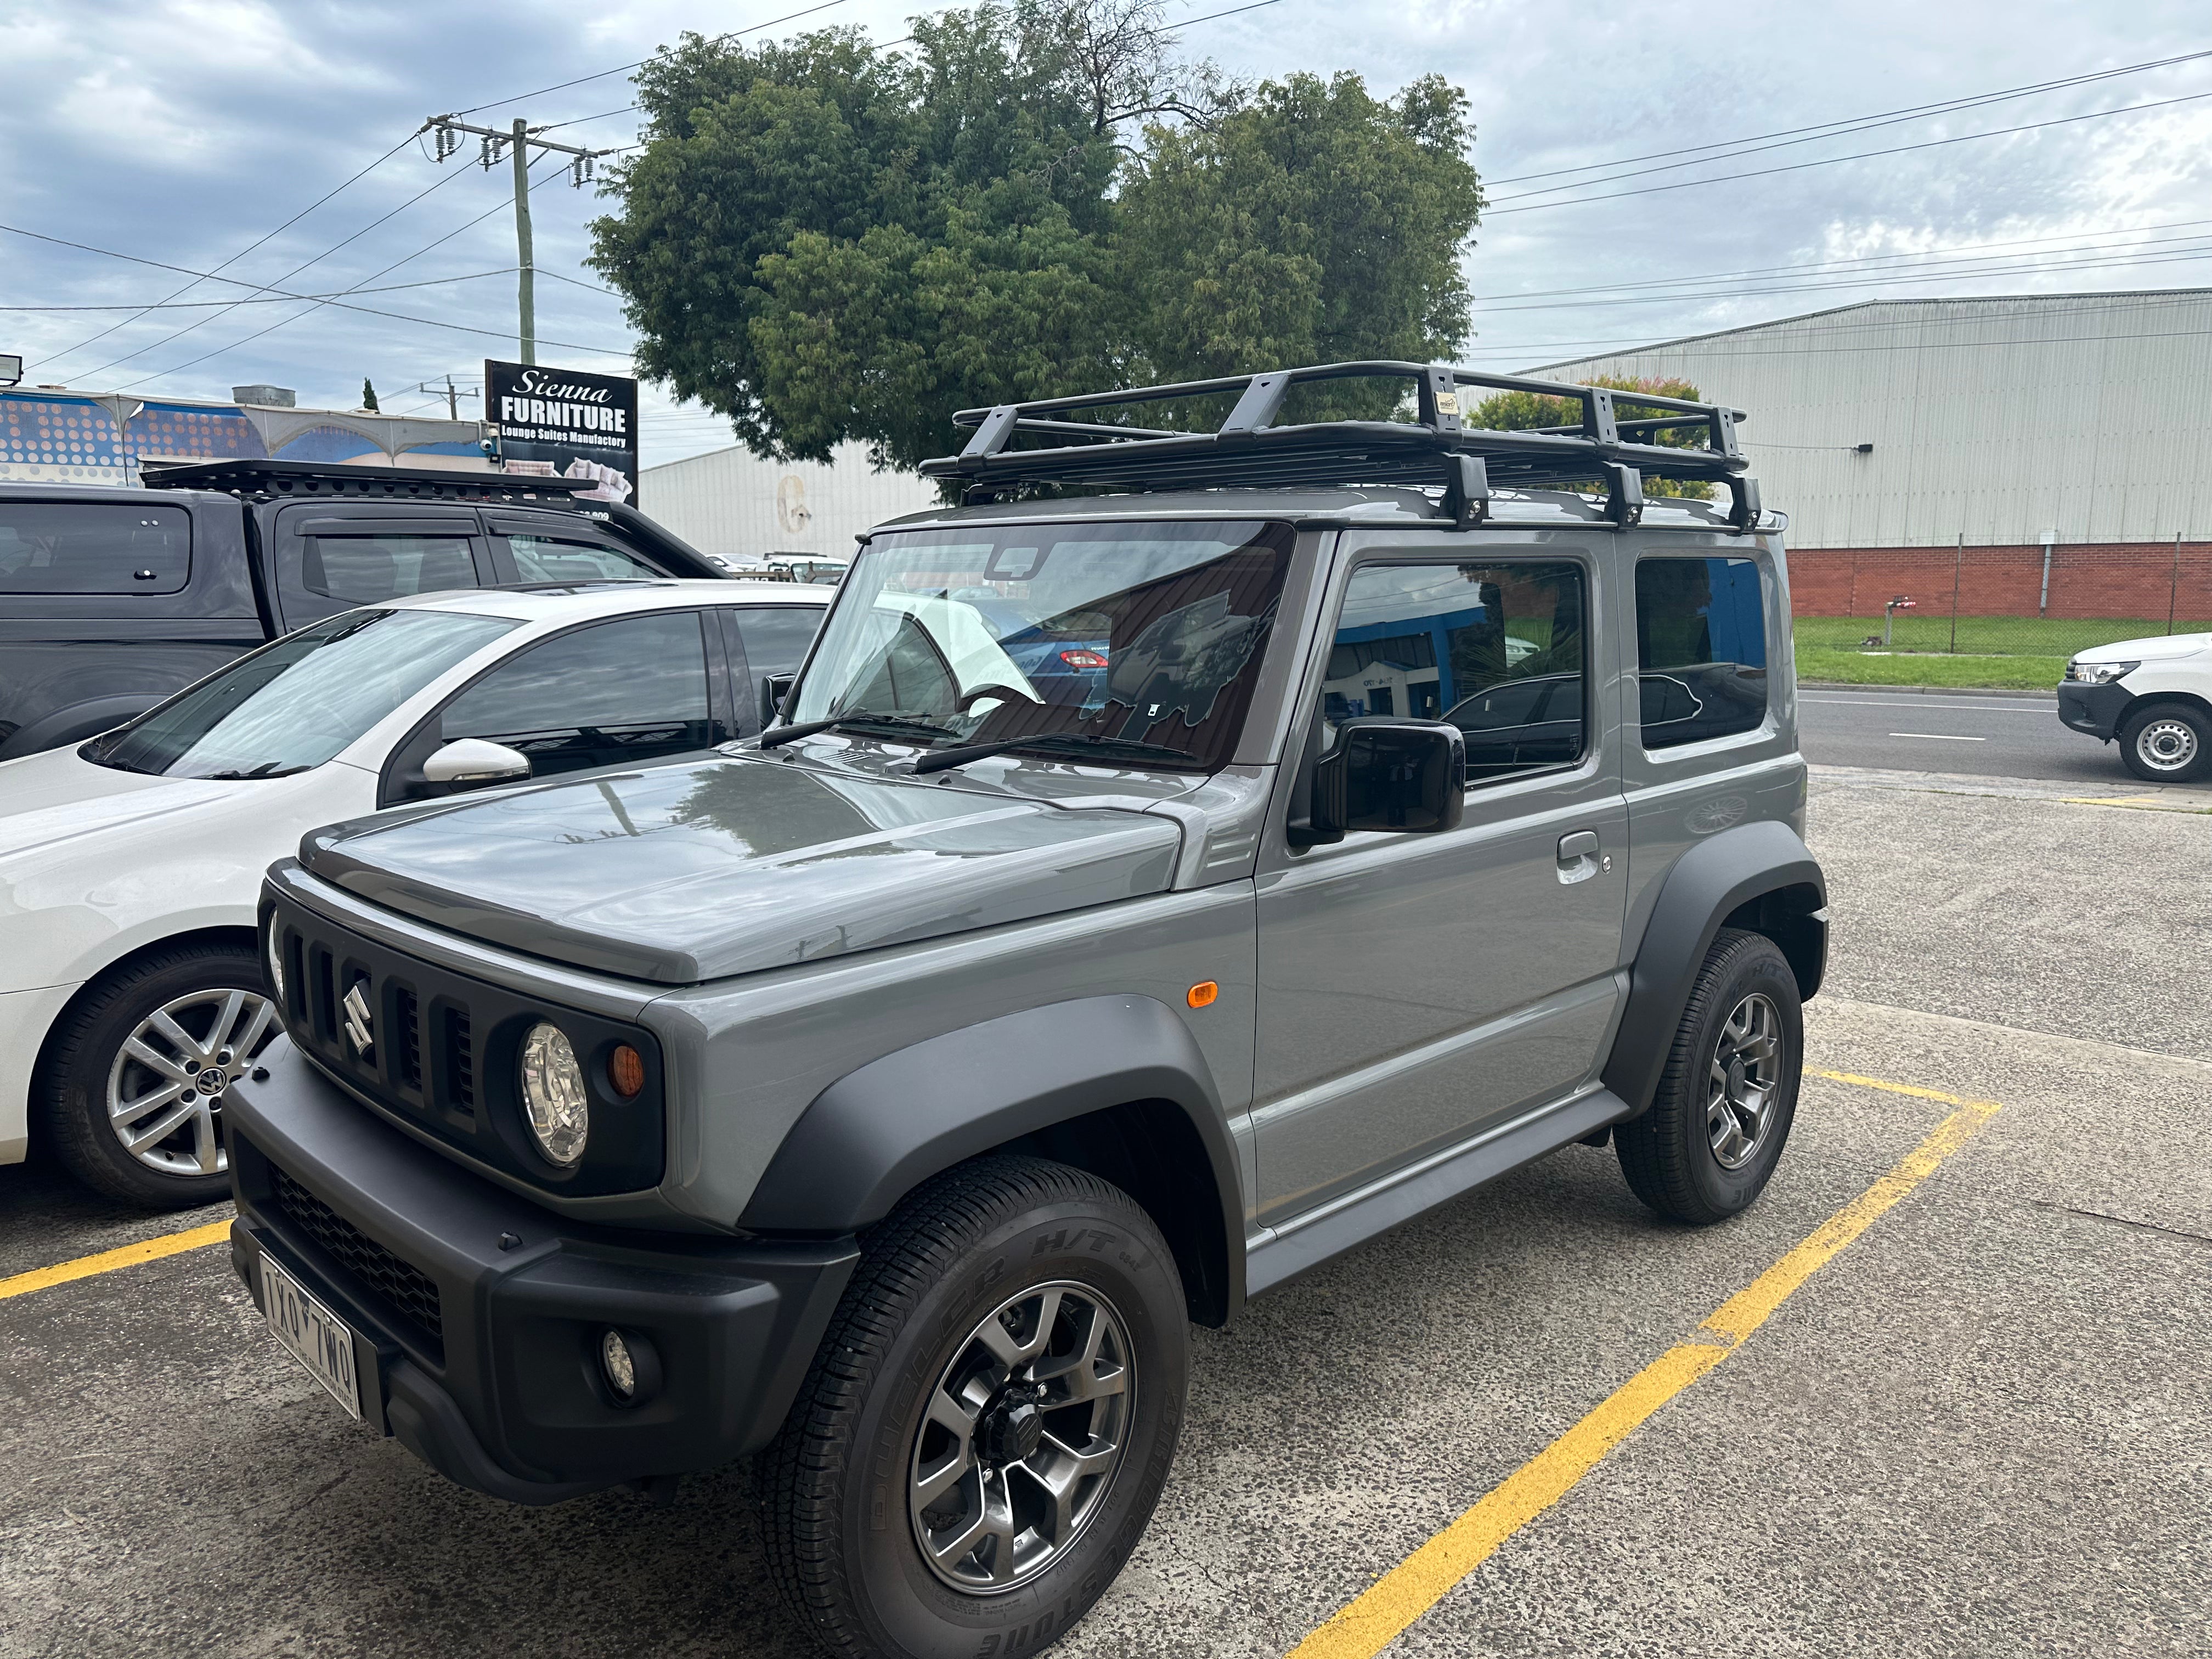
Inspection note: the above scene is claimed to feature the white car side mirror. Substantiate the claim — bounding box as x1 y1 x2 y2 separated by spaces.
422 738 532 788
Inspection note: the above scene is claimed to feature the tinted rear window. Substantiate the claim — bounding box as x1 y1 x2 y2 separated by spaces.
0 501 190 594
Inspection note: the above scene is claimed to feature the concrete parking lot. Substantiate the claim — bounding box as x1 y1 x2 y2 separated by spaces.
3 765 2207 1659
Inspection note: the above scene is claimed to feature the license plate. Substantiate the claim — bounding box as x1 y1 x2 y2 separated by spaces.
259 1253 363 1420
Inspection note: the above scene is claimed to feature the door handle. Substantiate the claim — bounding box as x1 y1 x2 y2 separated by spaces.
1558 830 1600 862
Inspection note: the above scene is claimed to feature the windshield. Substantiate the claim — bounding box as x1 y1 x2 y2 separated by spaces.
789 521 1294 772
84 608 517 778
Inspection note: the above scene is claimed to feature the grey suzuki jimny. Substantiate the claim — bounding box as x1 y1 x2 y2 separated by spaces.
227 362 1825 1659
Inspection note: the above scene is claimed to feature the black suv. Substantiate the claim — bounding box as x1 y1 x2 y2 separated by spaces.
0 459 723 760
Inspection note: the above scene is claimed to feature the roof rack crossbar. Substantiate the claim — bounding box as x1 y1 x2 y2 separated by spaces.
926 359 1757 518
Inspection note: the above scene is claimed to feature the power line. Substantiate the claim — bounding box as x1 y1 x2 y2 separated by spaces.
1483 48 2212 190
452 0 853 117
0 268 531 311
1486 88 2212 216
1474 217 2212 304
72 161 481 382
26 132 421 373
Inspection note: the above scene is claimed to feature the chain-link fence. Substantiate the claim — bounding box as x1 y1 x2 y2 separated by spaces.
1790 540 2212 661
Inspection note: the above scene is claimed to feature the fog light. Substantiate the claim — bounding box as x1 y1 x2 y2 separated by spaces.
601 1328 637 1400
519 1023 589 1166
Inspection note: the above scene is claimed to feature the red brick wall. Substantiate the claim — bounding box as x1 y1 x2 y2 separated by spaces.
1790 543 2212 620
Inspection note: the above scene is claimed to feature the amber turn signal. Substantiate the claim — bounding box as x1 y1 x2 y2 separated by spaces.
1186 981 1218 1009
608 1044 646 1098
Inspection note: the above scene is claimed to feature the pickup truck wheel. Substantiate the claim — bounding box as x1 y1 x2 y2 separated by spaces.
35 943 279 1210
761 1155 1188 1659
1615 928 1802 1226
2117 702 2211 783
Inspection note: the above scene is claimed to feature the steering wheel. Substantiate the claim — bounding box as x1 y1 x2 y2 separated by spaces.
956 682 1040 712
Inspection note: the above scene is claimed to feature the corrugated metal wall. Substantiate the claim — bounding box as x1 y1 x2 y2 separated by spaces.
1530 290 2212 548
639 440 939 561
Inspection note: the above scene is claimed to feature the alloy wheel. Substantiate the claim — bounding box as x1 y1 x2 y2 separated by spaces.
2134 718 2200 774
909 1281 1133 1594
1705 991 1782 1170
104 988 278 1177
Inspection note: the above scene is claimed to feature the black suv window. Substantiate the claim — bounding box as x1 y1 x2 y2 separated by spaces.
729 604 825 677
1328 561 1588 781
1636 557 1769 749
501 533 660 582
0 501 190 594
439 610 721 778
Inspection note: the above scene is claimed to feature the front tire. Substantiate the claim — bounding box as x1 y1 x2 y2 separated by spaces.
1616 929 1802 1226
35 941 279 1209
2117 702 2211 783
761 1156 1188 1659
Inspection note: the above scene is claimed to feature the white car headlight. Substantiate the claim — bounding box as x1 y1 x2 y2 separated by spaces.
519 1023 589 1166
2065 659 2138 685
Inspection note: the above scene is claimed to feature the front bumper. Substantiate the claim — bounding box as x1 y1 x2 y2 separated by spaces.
226 1041 857 1504
2058 681 2131 740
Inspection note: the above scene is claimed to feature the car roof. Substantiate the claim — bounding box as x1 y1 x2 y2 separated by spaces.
382 579 836 623
868 486 1747 536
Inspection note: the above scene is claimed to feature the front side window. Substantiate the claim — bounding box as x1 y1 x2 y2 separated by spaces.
83 608 516 778
439 610 719 778
1327 561 1588 781
304 534 478 604
503 534 659 582
1636 557 1769 749
789 522 1295 773
0 502 190 594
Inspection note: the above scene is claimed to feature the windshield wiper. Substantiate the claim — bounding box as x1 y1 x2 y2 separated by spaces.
912 732 1195 775
200 761 311 780
757 710 961 749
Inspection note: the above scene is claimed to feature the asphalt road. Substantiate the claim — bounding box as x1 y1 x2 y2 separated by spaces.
1797 685 2207 788
4 771 2209 1659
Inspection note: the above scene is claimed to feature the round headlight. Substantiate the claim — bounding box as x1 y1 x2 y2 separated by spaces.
519 1023 589 1166
265 930 286 1005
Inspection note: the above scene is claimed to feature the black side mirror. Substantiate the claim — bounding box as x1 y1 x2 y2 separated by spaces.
1301 719 1466 844
760 673 796 730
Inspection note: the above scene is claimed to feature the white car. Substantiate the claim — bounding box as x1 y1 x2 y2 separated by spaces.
0 579 831 1207
2058 632 2212 783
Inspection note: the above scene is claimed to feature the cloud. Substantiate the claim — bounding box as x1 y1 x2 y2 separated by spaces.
3 0 2208 456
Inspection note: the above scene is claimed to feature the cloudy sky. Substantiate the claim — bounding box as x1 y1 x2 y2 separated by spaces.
4 0 2209 465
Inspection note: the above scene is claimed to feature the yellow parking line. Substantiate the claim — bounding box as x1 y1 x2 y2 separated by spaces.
1286 1076 2002 1659
0 1220 231 1302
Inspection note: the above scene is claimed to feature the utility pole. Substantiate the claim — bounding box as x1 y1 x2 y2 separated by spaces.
414 375 479 420
422 114 612 366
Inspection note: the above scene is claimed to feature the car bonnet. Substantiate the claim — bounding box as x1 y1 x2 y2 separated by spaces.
296 753 1182 984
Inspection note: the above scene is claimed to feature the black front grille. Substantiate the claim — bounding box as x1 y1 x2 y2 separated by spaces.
396 988 422 1091
445 1007 475 1114
274 1169 443 1342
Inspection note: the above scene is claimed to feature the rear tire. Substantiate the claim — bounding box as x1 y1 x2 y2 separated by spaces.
761 1155 1188 1659
1616 929 1802 1226
2117 702 2211 783
35 941 278 1210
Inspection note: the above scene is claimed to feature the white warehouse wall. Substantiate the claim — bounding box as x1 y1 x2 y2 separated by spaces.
1530 289 2212 549
639 439 940 561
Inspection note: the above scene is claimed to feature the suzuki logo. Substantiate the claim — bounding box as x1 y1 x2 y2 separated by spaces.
341 981 374 1059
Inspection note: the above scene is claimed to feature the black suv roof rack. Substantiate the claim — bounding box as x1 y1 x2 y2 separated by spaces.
138 458 600 507
922 359 1760 530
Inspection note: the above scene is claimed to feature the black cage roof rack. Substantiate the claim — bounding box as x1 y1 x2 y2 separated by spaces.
138 457 602 507
922 359 1762 531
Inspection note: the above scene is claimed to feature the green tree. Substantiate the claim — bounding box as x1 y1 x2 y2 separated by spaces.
360 378 380 412
1468 374 1716 499
590 2 1484 470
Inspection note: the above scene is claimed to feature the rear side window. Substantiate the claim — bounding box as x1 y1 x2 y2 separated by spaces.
728 605 825 676
1636 556 1769 750
1327 561 1588 782
0 502 190 594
